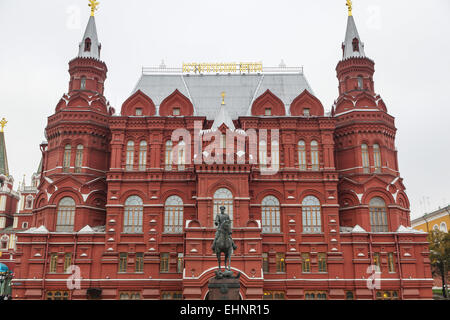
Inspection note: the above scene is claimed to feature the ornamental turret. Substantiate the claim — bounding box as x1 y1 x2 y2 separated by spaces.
36 1 110 232
0 119 19 231
335 0 377 108
67 1 107 98
333 1 410 231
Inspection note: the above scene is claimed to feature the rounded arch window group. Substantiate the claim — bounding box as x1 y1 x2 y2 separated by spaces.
260 194 323 234
297 139 319 171
52 189 392 234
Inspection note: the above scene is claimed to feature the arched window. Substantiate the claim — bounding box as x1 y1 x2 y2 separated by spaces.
213 188 233 226
433 224 439 231
49 254 58 273
373 144 381 172
84 38 91 52
361 144 369 173
369 197 388 232
177 141 186 171
261 196 280 233
259 140 267 168
164 196 183 233
75 144 83 173
271 140 279 168
56 197 76 232
139 141 147 171
165 140 173 170
25 195 34 209
298 140 306 170
440 222 447 232
310 140 319 171
357 76 363 90
63 144 71 172
126 141 134 170
124 196 143 233
80 76 86 90
302 196 321 233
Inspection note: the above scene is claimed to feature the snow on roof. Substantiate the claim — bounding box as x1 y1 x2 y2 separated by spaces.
351 224 367 233
78 225 95 234
22 225 49 234
396 225 425 234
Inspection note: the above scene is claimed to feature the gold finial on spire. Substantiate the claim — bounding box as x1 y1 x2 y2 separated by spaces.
89 0 100 17
0 118 7 132
346 0 353 16
221 92 226 105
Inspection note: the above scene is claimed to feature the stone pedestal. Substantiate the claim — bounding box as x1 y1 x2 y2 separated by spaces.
208 271 241 300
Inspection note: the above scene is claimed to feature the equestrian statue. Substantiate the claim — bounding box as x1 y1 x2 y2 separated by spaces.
211 205 238 275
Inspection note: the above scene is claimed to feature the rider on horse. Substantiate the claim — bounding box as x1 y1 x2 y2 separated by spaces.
211 205 238 252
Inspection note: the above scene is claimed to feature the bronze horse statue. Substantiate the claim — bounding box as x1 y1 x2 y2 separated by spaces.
215 218 234 271
212 206 237 272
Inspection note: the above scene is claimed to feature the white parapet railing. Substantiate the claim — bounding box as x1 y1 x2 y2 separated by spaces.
142 65 304 75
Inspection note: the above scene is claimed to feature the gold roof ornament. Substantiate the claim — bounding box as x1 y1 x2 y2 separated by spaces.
89 0 100 16
346 0 353 16
221 92 226 105
0 118 7 132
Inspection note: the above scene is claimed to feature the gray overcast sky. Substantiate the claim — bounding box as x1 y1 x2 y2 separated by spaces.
0 0 449 219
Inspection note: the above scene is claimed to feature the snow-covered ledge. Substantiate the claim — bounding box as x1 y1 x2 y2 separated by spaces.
351 224 367 233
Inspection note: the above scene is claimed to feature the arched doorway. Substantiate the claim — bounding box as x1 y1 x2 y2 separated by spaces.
203 290 243 300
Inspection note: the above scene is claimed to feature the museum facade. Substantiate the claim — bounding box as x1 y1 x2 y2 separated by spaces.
0 4 434 300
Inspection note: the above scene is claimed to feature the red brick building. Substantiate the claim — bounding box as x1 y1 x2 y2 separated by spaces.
4 6 434 300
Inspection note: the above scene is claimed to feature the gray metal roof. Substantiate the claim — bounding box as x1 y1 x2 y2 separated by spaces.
133 71 314 120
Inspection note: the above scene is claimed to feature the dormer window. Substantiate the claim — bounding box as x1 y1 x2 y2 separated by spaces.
352 38 359 52
303 108 310 116
84 38 92 52
135 108 143 116
265 108 272 116
172 108 180 116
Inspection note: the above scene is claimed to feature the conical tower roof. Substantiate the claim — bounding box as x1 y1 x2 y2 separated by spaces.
211 94 235 131
78 15 101 59
36 156 43 175
0 119 9 177
342 14 366 59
